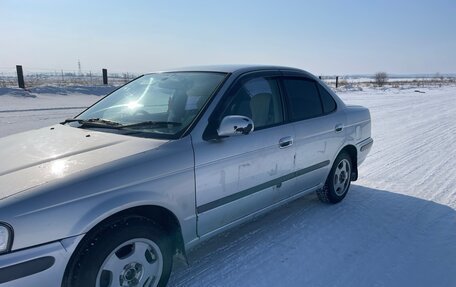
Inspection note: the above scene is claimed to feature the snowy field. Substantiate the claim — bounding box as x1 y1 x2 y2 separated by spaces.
1 86 456 286
0 86 114 137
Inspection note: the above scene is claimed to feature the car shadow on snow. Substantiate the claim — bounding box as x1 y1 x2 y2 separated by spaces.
168 185 456 287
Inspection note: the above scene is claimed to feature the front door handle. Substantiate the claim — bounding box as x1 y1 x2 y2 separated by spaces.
335 124 344 132
279 136 294 148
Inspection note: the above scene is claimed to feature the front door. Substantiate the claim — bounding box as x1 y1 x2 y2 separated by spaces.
193 73 296 236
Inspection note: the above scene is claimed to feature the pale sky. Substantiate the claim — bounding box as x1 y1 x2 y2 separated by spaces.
0 0 455 75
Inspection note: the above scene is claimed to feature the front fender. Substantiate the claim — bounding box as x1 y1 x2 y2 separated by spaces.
1 137 197 252
71 186 197 248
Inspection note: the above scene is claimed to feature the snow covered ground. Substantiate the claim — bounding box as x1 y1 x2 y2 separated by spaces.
1 86 455 286
0 86 114 138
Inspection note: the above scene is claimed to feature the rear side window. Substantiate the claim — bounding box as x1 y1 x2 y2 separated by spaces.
318 84 337 113
283 78 323 121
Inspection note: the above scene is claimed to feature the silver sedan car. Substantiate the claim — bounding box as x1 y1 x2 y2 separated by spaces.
0 65 372 287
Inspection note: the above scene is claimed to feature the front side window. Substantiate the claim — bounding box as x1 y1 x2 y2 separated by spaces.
75 72 226 138
283 78 323 121
222 77 283 129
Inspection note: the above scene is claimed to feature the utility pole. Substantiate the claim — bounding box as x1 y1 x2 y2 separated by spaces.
78 59 82 75
16 65 25 88
102 69 108 85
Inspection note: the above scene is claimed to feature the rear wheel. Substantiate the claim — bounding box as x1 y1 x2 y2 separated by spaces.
64 216 173 287
317 152 352 203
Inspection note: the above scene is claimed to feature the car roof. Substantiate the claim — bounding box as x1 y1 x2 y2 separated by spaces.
152 64 307 74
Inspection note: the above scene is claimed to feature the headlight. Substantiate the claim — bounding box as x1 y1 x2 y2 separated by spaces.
0 224 12 253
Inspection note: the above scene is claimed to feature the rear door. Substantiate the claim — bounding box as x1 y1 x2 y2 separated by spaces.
280 74 346 194
192 71 296 235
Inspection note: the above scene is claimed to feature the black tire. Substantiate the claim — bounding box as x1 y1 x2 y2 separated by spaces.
317 152 352 204
63 216 173 287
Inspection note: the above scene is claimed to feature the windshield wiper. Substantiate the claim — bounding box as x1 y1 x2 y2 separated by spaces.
60 118 123 129
61 118 181 130
119 121 182 129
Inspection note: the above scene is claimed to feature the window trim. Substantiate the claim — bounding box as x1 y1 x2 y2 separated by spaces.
277 77 291 123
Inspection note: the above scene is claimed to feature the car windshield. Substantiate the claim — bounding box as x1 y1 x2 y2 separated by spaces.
74 72 227 138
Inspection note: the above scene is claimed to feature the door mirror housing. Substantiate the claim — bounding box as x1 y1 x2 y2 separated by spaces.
217 115 254 137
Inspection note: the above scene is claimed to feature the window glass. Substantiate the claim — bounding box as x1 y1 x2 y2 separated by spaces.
223 77 283 129
77 72 226 138
318 84 337 113
283 78 323 120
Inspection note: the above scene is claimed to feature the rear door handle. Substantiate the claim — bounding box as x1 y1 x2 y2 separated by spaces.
279 136 294 148
335 124 344 132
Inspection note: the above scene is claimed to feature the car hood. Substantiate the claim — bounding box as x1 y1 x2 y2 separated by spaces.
0 124 167 200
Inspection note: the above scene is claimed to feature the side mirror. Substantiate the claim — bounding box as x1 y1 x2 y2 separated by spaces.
217 115 254 137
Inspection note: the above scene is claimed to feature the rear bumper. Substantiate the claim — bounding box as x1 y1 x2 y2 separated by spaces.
0 241 72 286
356 137 373 166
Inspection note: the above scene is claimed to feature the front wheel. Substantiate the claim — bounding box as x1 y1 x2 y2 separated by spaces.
317 153 352 204
64 216 173 287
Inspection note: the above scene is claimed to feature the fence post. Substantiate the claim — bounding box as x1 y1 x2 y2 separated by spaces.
16 65 25 89
336 76 339 88
102 69 108 85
